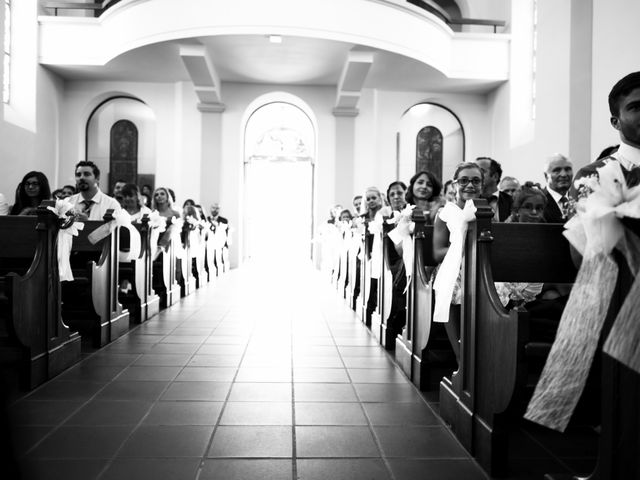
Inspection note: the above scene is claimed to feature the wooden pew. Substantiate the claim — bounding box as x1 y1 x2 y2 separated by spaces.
439 201 579 476
118 215 160 324
61 211 130 347
176 221 196 297
152 222 180 309
0 204 81 389
395 209 456 390
373 222 398 349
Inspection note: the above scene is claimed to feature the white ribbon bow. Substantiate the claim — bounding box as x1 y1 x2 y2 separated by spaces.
387 205 416 289
432 200 477 323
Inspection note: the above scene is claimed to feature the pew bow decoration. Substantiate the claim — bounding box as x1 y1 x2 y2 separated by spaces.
147 211 167 259
525 160 640 432
387 204 416 289
368 214 385 280
87 209 141 262
432 200 477 323
47 199 85 282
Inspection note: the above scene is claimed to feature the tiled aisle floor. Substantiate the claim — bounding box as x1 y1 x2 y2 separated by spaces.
7 261 488 480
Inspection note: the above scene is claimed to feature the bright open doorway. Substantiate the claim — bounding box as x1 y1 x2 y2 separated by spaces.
243 101 315 265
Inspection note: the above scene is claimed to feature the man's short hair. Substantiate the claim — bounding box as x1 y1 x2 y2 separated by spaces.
475 157 502 181
608 71 640 116
75 160 100 179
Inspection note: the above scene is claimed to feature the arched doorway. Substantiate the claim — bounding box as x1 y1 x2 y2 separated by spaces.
243 101 315 264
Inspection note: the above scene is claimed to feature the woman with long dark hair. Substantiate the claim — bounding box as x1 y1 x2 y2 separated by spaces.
10 171 52 215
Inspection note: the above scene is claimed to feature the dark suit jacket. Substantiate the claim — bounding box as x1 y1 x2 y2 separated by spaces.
542 188 564 223
496 191 512 222
484 191 512 222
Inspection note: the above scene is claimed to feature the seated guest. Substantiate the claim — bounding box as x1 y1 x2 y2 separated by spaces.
443 179 456 202
506 181 546 223
112 180 126 206
141 192 152 208
387 181 407 212
352 195 363 216
141 184 153 199
542 153 573 223
339 209 353 223
499 176 520 197
68 161 121 220
52 188 63 199
60 185 76 199
405 170 443 223
209 202 228 225
327 204 343 224
152 187 180 219
10 171 52 215
362 187 383 222
433 162 484 360
121 183 151 221
474 156 512 221
0 193 9 215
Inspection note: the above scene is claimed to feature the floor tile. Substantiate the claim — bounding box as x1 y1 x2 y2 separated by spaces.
119 425 214 457
64 400 152 426
161 382 231 401
348 368 407 384
175 367 237 382
387 459 488 480
24 381 105 402
208 426 292 457
20 459 108 480
200 459 292 480
294 383 358 402
95 381 169 401
235 367 292 382
373 426 468 458
132 354 193 366
188 354 242 367
116 366 181 382
295 402 367 425
297 459 391 480
228 382 292 402
363 403 441 426
27 425 134 459
219 401 292 425
100 458 200 480
9 400 83 426
143 401 223 425
353 383 423 403
295 426 380 457
197 344 245 355
294 368 350 383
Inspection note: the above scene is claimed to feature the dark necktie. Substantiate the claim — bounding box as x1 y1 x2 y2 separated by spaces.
82 199 94 217
559 196 568 219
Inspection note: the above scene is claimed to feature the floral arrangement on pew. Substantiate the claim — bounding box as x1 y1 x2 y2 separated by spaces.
87 209 141 263
46 198 84 281
525 160 640 432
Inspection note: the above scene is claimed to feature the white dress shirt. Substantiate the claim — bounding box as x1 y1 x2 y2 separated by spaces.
611 142 640 171
69 190 122 221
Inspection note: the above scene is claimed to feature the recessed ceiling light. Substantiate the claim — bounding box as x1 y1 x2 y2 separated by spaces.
269 35 283 44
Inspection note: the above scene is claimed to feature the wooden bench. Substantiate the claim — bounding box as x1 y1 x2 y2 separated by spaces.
395 209 456 390
152 222 180 309
0 204 81 389
61 211 130 347
176 222 196 297
118 215 160 324
371 222 400 349
439 201 580 476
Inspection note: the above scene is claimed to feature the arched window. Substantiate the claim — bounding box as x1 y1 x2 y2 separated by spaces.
397 103 464 184
109 119 138 192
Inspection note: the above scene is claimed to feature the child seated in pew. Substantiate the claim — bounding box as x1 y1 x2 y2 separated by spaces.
433 162 484 360
498 182 570 341
121 183 151 221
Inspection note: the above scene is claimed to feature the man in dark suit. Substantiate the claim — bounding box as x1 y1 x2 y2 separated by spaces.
474 157 512 221
542 153 573 223
209 202 228 225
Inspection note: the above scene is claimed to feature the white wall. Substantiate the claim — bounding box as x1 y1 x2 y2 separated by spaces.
590 0 640 159
0 0 62 199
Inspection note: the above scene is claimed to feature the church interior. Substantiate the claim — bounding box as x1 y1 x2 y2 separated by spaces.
1 0 639 479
